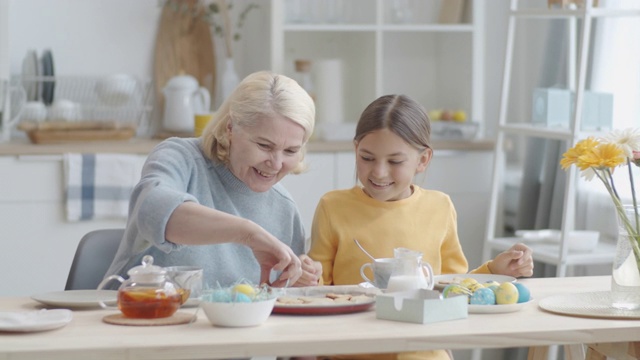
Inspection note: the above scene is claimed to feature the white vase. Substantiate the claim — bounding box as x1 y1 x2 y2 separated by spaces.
611 205 640 310
221 58 239 103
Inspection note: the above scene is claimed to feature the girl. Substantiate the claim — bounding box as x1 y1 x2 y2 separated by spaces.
308 94 533 360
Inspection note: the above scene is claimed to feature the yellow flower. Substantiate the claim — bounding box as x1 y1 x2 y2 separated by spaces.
562 129 640 275
576 142 625 171
560 137 599 169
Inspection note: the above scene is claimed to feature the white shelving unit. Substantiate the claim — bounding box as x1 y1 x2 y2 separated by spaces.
269 0 485 134
482 0 640 278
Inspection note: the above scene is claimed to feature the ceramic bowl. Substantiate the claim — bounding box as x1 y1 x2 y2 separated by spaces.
200 297 276 327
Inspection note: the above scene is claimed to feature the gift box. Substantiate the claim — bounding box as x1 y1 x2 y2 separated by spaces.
375 289 468 324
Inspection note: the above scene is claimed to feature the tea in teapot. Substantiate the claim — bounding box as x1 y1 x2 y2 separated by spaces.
98 255 187 319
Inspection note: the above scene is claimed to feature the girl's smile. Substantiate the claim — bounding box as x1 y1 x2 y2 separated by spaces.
355 128 431 202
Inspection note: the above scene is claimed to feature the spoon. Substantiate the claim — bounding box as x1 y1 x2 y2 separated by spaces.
353 238 376 261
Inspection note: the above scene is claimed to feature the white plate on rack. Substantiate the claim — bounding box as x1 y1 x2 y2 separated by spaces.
31 290 117 309
21 50 39 101
0 309 72 332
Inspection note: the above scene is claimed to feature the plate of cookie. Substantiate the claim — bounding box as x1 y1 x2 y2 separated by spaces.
273 285 379 315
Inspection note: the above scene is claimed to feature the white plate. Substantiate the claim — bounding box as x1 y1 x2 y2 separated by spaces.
469 298 534 314
31 290 117 309
0 309 72 332
433 274 517 290
538 291 640 319
21 50 38 101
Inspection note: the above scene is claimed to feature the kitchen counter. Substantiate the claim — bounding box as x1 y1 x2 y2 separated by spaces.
0 138 494 155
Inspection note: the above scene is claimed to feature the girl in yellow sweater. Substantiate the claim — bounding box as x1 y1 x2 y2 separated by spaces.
308 94 534 360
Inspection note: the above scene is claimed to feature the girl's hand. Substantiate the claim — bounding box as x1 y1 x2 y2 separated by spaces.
291 254 322 287
488 243 534 278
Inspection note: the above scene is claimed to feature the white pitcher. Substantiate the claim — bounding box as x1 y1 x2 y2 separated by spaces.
162 75 210 133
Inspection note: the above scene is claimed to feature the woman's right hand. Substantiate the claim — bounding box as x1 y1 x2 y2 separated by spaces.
244 225 303 287
166 203 303 286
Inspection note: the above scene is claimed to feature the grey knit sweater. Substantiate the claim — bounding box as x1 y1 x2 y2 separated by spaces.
105 137 306 288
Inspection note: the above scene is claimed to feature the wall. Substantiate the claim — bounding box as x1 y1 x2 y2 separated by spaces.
5 0 271 131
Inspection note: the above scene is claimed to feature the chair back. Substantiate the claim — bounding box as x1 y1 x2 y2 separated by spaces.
65 229 124 290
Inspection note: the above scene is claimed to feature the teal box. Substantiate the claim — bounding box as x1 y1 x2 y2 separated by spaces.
375 289 468 324
574 91 614 130
532 88 571 126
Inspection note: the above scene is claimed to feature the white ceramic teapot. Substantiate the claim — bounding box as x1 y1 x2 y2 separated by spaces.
162 75 210 133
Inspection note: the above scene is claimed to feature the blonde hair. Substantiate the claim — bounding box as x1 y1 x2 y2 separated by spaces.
200 71 315 174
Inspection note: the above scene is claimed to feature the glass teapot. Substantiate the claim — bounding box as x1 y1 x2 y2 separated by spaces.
97 255 186 319
385 247 435 292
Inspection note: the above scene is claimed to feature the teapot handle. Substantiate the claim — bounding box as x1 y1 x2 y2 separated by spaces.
96 274 124 309
193 87 211 113
420 262 435 290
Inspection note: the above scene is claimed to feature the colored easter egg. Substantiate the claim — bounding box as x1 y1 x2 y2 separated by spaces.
470 287 496 305
460 278 479 288
233 284 256 298
484 280 500 288
495 282 519 305
467 283 484 293
514 283 531 303
443 284 471 299
233 293 252 303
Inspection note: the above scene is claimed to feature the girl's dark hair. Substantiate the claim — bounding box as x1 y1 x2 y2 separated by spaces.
354 94 431 151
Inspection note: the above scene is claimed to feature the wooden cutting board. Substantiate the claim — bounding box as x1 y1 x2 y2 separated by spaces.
154 0 216 110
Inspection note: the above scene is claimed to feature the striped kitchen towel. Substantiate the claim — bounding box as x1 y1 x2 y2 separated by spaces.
64 153 147 221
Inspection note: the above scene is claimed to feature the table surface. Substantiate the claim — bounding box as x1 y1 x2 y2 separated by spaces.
1 276 639 360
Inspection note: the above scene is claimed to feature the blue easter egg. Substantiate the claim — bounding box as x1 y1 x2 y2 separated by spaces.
234 293 252 303
514 283 531 303
470 287 496 305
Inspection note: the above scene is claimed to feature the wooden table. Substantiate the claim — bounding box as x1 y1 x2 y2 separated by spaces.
1 276 639 360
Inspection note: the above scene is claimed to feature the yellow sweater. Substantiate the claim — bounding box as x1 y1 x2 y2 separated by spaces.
309 186 492 360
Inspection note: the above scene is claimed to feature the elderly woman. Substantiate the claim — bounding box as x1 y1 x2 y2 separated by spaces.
105 71 319 288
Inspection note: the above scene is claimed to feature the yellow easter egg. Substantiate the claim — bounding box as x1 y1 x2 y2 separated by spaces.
460 278 479 288
495 282 519 305
233 284 256 298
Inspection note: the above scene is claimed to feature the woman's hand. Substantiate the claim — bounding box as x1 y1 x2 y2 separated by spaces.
291 254 322 287
488 243 534 278
165 203 303 286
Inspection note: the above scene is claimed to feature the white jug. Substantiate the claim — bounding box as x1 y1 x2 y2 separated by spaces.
162 75 210 133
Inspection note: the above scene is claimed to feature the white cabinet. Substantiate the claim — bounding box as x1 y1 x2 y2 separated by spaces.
0 156 126 296
481 0 640 277
269 0 485 135
418 150 493 269
280 153 336 236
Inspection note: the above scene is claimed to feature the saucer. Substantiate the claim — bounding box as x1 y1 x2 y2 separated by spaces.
0 309 72 332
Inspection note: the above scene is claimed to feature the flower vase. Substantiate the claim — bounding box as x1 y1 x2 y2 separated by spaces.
611 205 640 310
221 57 239 102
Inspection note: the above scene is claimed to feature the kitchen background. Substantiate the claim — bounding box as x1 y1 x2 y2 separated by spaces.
3 1 637 359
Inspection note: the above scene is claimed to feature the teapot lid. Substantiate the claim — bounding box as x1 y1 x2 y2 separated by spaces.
165 75 199 90
127 255 166 278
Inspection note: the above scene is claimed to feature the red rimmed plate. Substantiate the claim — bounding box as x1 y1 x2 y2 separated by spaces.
272 299 375 315
271 285 379 316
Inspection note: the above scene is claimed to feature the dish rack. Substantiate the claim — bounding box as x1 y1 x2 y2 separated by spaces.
3 75 153 143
